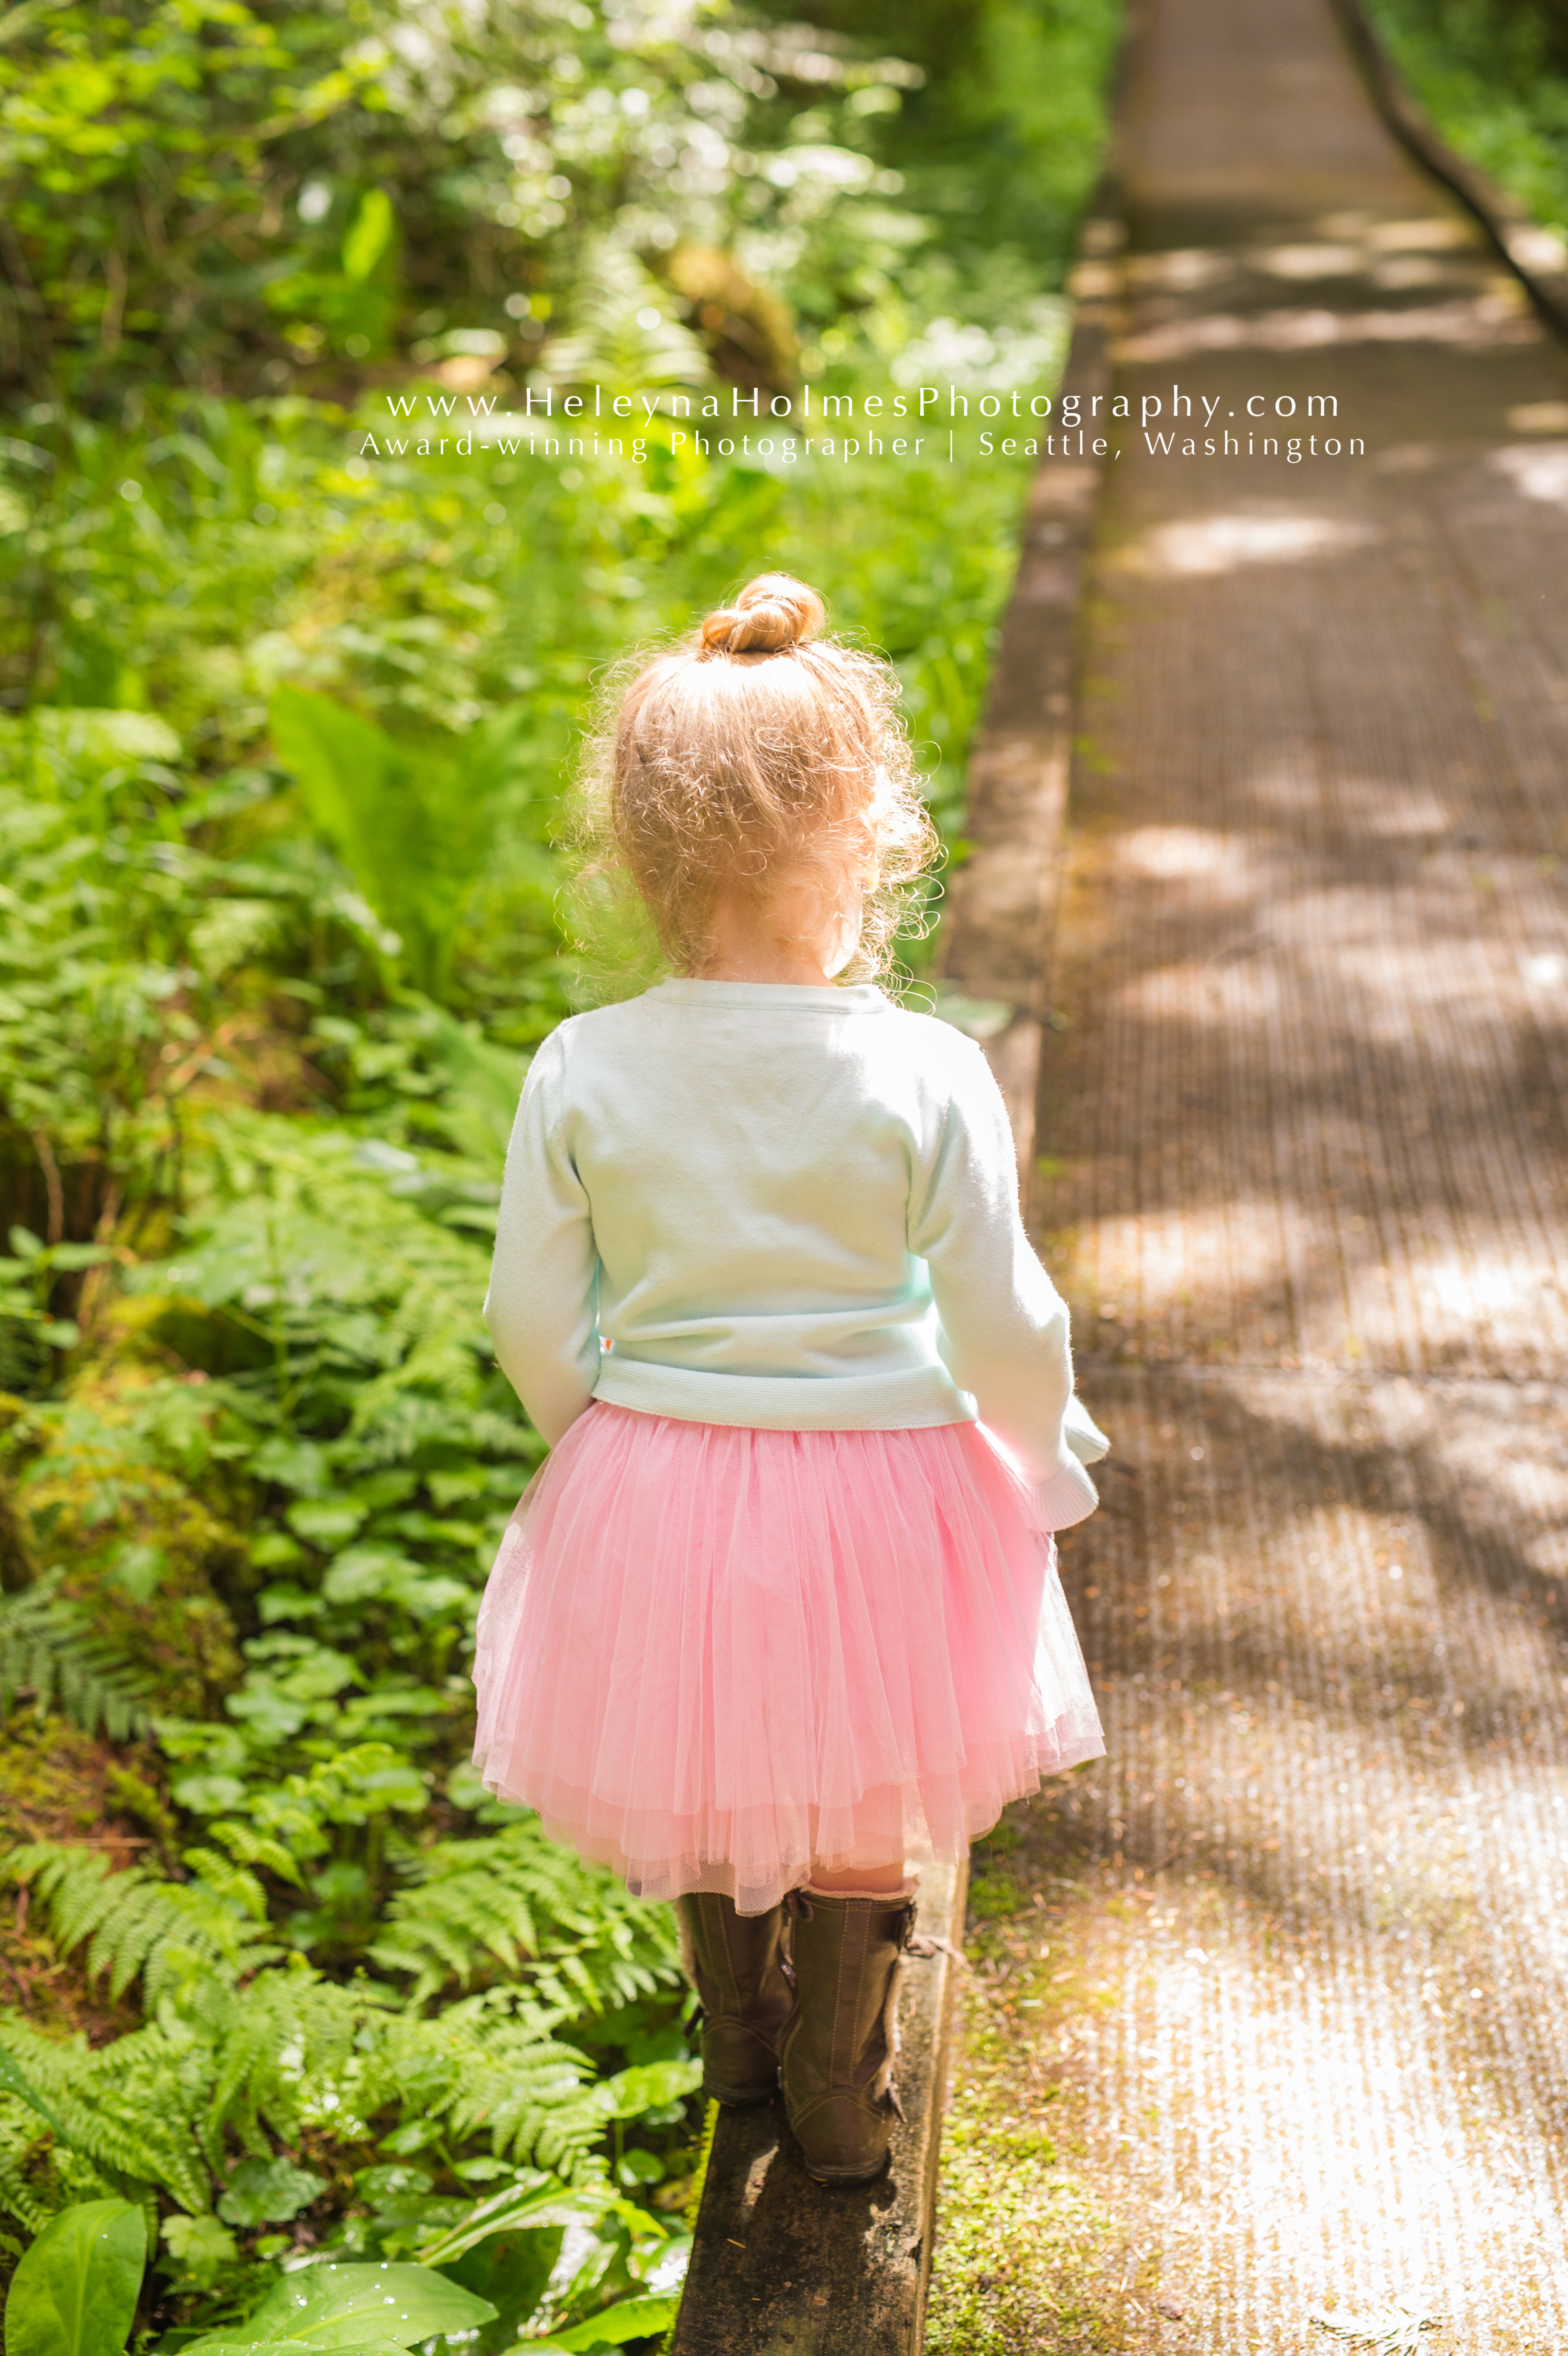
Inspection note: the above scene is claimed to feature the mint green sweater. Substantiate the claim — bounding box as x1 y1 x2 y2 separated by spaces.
484 980 1107 1528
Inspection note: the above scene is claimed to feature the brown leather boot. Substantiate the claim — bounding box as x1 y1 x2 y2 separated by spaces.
675 1893 794 2105
779 1884 916 2185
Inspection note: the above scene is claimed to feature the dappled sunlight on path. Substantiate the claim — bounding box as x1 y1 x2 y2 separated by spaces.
931 0 1568 2339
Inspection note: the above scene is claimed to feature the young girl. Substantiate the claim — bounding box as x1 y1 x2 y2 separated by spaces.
473 573 1106 2187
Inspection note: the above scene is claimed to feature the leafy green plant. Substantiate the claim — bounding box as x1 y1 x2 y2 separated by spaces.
268 691 562 1002
527 2296 680 2353
9 1842 281 2007
194 2261 496 2350
370 1814 681 2013
0 354 1052 2356
3 2201 146 2356
0 356 1061 2356
0 0 989 404
0 4 1124 2346
0 1234 111 1361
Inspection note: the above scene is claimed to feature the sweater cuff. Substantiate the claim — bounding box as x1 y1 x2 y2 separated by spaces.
1031 1449 1100 1531
1062 1393 1110 1466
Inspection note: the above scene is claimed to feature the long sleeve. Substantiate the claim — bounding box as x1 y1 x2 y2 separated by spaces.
910 1043 1104 1530
484 1032 602 1445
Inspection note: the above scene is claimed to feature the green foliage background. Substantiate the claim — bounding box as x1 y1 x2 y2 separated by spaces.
1358 0 1568 236
0 0 1127 2344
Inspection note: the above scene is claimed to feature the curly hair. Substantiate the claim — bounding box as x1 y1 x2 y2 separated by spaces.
577 573 939 983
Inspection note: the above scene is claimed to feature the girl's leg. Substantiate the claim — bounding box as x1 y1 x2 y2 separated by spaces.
806 1858 908 1894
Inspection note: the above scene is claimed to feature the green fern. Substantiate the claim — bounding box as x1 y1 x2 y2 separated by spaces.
0 2019 212 2213
370 1814 681 2012
186 1964 388 2161
0 1838 630 2225
8 1844 279 2006
0 2096 53 2233
0 1576 154 1739
0 1968 609 2222
374 1990 606 2178
193 1972 606 2181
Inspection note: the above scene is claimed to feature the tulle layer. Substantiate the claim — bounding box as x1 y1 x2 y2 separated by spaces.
471 1403 1103 1914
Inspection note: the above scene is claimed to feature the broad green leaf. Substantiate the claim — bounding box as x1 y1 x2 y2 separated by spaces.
353 2166 432 2203
321 1548 468 1621
160 2215 238 2289
218 2156 326 2227
4 2200 146 2356
533 2296 680 2351
250 1439 330 1496
170 1774 249 1817
238 2263 496 2349
184 2343 411 2356
592 2061 702 2121
285 1499 368 1549
268 689 436 985
46 1243 112 1272
414 2186 618 2270
265 690 537 994
439 2227 560 2343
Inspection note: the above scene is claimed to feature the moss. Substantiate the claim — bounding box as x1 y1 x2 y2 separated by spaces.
968 1872 1025 1920
0 1468 36 1595
103 1761 182 1861
0 1712 119 1846
928 1791 1158 2354
929 2105 1125 2354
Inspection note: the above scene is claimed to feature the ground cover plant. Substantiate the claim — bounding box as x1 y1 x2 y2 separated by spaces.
925 1798 1145 2355
0 0 1125 2346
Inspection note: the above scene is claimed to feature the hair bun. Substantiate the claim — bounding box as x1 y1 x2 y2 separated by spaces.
700 573 825 655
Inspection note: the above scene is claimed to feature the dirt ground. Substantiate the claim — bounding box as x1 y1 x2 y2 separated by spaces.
929 0 1568 2344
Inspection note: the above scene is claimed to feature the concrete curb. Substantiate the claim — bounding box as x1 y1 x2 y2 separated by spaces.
936 10 1142 1220
1327 0 1568 339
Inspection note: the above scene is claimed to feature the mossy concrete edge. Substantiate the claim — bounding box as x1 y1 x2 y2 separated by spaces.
936 0 1143 1215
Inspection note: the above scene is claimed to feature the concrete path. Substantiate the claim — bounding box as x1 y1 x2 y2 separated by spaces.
931 0 1568 2345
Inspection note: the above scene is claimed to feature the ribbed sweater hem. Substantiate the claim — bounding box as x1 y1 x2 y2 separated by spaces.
592 1357 976 1433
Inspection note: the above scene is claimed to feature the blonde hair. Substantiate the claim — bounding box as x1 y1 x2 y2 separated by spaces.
579 573 938 982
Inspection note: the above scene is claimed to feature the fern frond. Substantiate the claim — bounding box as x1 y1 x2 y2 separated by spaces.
0 1577 153 1739
437 2018 602 2178
179 1849 268 1920
374 1992 604 2181
9 1843 278 2006
0 2019 211 2213
371 1815 680 2011
201 1971 381 2160
205 1817 305 1888
0 2094 52 2233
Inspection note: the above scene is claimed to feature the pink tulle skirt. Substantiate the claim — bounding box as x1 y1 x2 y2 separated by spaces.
471 1403 1104 1914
